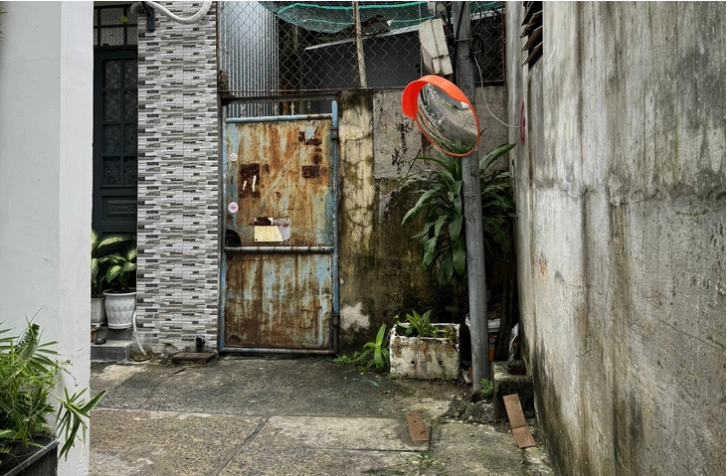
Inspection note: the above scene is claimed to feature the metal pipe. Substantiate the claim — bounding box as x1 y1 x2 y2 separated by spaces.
352 1 368 88
453 1 490 390
223 347 336 355
224 92 338 104
224 246 334 254
226 113 333 124
219 121 229 351
331 100 341 355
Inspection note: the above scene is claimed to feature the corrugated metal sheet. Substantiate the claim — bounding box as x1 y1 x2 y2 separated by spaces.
222 118 335 352
218 1 279 117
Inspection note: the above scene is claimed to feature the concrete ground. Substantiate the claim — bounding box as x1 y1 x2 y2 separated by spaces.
90 356 553 476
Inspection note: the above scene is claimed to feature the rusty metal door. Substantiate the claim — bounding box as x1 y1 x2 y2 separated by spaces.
220 104 339 354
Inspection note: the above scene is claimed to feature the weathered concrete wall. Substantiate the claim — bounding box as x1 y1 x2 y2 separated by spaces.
339 90 433 348
339 85 507 349
506 3 725 475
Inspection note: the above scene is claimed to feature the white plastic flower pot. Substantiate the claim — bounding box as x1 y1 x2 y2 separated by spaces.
91 296 106 326
103 289 136 329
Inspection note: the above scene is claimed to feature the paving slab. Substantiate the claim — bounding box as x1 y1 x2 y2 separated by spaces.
219 447 415 476
94 358 456 418
428 421 524 476
90 409 263 476
89 358 554 476
249 416 424 452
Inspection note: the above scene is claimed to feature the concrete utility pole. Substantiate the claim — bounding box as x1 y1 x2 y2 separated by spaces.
452 1 490 389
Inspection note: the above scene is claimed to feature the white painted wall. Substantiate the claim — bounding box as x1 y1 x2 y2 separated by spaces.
0 2 94 474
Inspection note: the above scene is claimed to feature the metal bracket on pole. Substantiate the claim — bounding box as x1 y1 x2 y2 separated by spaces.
141 2 156 32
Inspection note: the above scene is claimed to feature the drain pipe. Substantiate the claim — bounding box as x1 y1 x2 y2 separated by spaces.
195 337 206 352
331 100 341 355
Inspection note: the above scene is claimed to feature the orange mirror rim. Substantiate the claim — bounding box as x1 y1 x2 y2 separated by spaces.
401 75 480 157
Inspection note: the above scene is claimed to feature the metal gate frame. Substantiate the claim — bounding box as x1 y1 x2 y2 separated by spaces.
218 101 340 354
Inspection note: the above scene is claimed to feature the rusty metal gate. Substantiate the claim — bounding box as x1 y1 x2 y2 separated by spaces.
220 103 339 354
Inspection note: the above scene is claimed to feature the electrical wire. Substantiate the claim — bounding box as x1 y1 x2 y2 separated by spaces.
474 57 521 128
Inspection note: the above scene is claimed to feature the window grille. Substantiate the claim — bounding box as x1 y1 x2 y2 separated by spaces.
94 5 139 47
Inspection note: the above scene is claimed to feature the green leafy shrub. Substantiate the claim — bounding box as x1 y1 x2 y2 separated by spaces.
362 324 390 373
334 324 390 373
478 378 494 400
91 230 133 297
0 320 104 460
394 310 453 339
400 143 516 285
100 245 137 292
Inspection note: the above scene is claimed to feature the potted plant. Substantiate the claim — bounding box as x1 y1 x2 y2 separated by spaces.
91 231 132 326
100 245 137 330
389 310 460 380
0 320 105 474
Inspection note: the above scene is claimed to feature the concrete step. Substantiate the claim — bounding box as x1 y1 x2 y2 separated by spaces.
106 327 133 340
91 339 132 362
92 325 132 341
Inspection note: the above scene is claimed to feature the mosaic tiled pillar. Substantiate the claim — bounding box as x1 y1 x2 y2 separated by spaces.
137 2 219 352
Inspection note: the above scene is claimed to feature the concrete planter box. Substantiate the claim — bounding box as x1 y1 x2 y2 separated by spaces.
389 324 460 380
492 360 534 420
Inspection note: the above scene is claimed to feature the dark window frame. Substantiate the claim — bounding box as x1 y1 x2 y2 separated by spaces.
94 4 138 48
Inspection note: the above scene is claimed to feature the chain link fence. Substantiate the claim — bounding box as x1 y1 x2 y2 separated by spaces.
219 1 504 116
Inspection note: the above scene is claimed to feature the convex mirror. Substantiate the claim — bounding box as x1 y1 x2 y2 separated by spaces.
402 75 480 157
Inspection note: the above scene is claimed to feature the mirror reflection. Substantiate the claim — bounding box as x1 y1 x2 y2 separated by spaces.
416 84 479 155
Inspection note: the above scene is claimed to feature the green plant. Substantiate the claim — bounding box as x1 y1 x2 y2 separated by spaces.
400 143 516 285
479 147 518 261
91 230 132 297
478 378 494 400
333 352 364 366
394 310 452 339
406 452 445 473
360 324 390 373
0 319 105 460
99 245 137 292
334 325 390 373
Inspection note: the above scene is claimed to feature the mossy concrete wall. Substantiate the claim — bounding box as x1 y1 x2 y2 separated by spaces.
338 86 507 350
506 3 725 475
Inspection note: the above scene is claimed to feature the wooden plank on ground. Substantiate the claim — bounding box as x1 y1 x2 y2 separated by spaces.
503 394 536 448
406 412 429 442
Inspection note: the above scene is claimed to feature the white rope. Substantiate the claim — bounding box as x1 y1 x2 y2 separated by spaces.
143 1 213 25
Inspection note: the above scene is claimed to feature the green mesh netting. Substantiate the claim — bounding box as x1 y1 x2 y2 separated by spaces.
259 1 501 34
